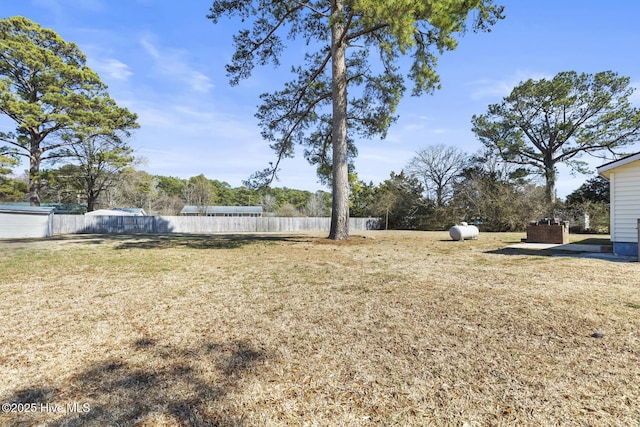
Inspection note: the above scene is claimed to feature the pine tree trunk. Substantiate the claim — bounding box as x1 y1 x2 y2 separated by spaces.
29 144 42 206
328 0 349 240
544 160 557 205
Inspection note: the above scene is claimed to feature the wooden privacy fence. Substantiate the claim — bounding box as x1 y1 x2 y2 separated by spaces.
53 215 380 235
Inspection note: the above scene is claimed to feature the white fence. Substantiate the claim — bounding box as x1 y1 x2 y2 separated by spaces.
53 215 380 235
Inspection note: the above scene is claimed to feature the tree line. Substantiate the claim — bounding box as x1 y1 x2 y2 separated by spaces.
351 145 610 233
0 145 610 232
0 167 332 217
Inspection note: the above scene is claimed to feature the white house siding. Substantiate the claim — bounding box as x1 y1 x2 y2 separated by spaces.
608 163 640 256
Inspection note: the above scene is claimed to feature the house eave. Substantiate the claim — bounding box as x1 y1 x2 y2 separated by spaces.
597 152 640 180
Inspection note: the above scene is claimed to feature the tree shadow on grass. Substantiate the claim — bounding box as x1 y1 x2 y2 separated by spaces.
1 233 315 251
110 233 313 250
1 337 269 426
112 234 254 250
1 231 318 252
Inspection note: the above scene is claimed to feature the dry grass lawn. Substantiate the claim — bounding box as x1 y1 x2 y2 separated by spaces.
0 231 639 426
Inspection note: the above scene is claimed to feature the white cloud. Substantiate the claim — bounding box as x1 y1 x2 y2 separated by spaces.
468 71 552 101
32 0 106 15
468 78 513 101
403 123 426 132
72 0 106 11
140 38 160 57
133 101 257 143
140 37 214 94
91 58 133 81
430 128 448 135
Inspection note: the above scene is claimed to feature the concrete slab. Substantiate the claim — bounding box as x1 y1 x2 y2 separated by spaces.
509 242 636 262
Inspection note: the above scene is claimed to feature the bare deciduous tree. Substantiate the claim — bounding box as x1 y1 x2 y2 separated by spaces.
187 174 215 215
261 194 277 214
406 145 469 207
304 192 329 217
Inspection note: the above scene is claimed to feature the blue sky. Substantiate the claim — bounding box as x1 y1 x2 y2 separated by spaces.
3 0 640 198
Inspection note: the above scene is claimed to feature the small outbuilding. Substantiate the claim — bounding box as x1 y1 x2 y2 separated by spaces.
0 205 55 238
597 152 640 257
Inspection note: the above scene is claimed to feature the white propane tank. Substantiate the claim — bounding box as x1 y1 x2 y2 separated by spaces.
449 222 479 241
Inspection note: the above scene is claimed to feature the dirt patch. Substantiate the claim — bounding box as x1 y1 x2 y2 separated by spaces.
313 234 375 245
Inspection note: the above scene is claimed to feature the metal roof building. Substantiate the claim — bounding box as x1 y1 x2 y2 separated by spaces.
0 205 55 238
